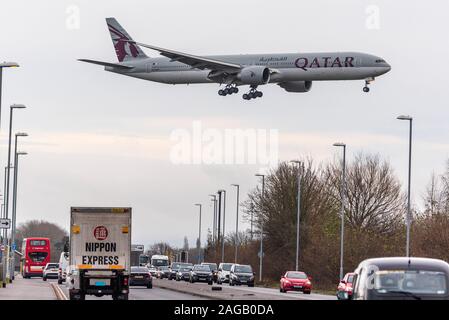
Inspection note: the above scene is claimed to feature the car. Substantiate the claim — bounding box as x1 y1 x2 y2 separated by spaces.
58 252 69 284
337 272 355 300
147 265 158 277
168 262 193 280
280 271 312 294
130 266 152 288
156 266 170 279
217 263 234 284
176 266 193 281
350 257 449 300
190 264 213 285
229 264 255 287
43 263 59 281
201 262 218 283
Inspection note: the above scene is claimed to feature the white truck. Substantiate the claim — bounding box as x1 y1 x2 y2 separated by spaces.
66 207 132 300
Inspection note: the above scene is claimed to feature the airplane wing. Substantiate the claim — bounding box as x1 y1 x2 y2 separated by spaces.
78 59 134 69
127 41 242 72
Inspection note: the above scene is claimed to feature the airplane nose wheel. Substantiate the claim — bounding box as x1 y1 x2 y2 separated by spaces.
218 85 239 96
243 88 263 100
363 79 373 93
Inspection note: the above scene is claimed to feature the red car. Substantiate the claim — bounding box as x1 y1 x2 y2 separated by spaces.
337 272 355 300
280 271 312 294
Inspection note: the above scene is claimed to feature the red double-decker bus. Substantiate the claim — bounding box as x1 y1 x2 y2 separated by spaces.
21 237 51 278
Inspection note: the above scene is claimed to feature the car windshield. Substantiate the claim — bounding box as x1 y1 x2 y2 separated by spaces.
131 267 149 273
222 264 233 271
286 272 307 279
235 265 252 273
203 263 217 270
46 264 59 269
374 270 447 295
194 265 210 271
29 252 48 263
180 267 191 272
159 266 169 270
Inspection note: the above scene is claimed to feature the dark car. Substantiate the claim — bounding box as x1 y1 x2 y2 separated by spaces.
190 264 213 285
176 266 193 281
130 267 152 289
350 257 449 300
229 264 255 287
169 262 193 280
157 266 170 279
201 262 218 283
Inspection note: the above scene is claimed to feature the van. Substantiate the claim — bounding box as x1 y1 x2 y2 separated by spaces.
58 252 69 284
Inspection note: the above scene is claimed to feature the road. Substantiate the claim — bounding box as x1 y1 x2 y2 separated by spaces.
153 278 336 300
0 275 335 300
0 275 206 300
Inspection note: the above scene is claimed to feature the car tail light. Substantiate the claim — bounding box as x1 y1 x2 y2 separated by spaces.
123 277 129 286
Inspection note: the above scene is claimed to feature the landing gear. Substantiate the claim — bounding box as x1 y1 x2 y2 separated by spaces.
243 87 263 100
363 78 374 93
218 85 239 96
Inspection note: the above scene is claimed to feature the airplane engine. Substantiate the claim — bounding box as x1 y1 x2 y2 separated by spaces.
278 81 313 93
237 66 271 85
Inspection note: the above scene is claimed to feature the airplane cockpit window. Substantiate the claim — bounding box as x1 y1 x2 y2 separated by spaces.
376 59 386 63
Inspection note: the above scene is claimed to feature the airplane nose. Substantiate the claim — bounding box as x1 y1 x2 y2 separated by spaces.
385 62 392 72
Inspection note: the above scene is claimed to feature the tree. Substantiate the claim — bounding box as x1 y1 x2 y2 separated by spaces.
325 153 405 235
16 220 68 263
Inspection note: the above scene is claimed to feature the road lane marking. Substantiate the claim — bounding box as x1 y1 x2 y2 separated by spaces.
50 283 68 300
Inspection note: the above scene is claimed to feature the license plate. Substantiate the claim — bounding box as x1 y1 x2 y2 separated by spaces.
134 276 143 279
90 279 110 286
294 285 303 289
240 280 247 283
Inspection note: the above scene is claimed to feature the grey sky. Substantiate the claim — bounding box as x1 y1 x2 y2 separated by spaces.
1 0 448 248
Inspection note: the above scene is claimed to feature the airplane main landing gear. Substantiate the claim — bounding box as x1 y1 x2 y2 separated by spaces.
243 87 263 100
218 85 239 96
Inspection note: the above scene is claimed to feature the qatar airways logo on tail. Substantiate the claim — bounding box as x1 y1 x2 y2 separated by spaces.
295 56 355 71
108 24 139 62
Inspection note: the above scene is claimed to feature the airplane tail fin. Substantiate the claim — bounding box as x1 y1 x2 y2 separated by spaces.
106 17 148 62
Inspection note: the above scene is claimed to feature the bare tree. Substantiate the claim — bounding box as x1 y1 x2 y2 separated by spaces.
325 153 405 235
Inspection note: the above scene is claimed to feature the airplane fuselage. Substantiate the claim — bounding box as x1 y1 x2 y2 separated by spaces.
106 52 391 85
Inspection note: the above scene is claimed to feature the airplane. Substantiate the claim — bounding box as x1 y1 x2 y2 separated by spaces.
80 18 391 100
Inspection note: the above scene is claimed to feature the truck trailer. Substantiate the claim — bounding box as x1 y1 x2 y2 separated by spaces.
67 207 132 300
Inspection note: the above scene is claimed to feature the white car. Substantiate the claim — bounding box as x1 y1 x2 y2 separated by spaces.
58 252 69 284
43 263 59 281
217 263 234 284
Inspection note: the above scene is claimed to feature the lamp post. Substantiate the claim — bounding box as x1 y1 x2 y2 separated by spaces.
290 160 302 271
209 194 217 243
333 142 346 280
195 204 202 264
255 174 265 282
11 150 27 280
231 184 240 264
218 190 226 263
397 115 413 257
2 104 26 287
0 62 20 129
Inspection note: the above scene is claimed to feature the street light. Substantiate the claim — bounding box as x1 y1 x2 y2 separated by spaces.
11 150 27 280
10 132 28 280
209 194 217 243
0 62 20 129
195 204 202 264
231 184 240 264
397 115 413 257
290 160 302 271
333 142 346 280
218 190 226 263
255 173 265 282
3 104 26 287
